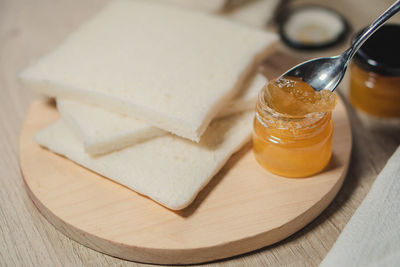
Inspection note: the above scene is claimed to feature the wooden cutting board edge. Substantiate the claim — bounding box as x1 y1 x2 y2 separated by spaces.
19 98 352 265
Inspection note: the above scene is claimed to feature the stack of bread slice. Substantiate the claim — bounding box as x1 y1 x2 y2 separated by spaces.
20 0 277 210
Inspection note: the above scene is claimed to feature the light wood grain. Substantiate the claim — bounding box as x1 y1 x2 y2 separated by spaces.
1 0 400 266
19 97 351 264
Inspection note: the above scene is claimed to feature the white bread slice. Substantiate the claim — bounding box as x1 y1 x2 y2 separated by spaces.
159 0 280 28
57 100 166 155
154 0 279 28
34 112 253 210
20 0 277 141
216 73 267 118
57 73 266 155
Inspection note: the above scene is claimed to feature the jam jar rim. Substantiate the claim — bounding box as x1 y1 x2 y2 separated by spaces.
255 86 331 140
256 86 328 125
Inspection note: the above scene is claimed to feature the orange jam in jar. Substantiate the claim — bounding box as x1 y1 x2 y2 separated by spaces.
253 77 337 178
350 25 400 118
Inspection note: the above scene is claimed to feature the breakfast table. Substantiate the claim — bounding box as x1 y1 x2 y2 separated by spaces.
1 0 399 266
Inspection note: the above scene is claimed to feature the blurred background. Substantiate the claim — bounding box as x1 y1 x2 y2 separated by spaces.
1 0 399 266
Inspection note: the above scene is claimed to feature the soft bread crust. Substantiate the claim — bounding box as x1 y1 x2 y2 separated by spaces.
57 74 266 155
20 0 277 141
34 112 253 210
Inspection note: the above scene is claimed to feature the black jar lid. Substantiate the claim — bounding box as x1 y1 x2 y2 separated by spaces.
353 24 400 76
278 5 350 50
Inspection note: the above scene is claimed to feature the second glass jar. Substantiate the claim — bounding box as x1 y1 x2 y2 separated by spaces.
349 24 400 118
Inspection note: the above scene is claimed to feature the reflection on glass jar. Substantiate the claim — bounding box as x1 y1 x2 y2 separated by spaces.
350 25 400 118
253 88 333 178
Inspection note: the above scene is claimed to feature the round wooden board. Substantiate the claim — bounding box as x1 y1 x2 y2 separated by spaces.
19 98 352 265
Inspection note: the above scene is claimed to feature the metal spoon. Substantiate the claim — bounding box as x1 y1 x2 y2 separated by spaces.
279 0 400 92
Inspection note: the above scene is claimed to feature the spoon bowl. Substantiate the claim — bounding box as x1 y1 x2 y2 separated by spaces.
279 52 350 92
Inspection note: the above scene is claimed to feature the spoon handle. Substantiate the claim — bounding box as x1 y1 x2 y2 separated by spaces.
346 0 400 61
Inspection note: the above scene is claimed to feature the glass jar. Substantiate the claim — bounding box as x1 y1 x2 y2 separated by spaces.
253 88 334 178
350 25 400 118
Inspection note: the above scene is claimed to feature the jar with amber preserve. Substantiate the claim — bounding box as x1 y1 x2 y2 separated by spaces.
253 85 334 178
350 25 400 118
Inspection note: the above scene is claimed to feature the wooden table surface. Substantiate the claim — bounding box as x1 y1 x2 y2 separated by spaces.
1 0 399 266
